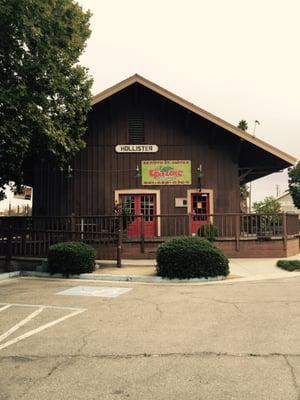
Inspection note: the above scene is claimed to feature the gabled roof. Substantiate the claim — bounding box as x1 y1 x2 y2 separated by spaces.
91 73 297 167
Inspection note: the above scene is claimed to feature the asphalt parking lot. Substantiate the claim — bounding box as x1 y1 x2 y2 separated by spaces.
0 276 300 400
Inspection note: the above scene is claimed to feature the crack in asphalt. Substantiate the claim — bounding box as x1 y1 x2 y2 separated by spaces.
186 295 300 305
77 328 98 354
45 358 69 378
231 303 244 314
284 355 300 400
2 348 300 399
177 295 300 316
17 357 69 400
176 296 247 315
14 330 102 400
155 303 163 317
2 351 300 362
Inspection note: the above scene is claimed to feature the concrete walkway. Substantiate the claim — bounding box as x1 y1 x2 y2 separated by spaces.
229 254 300 278
95 254 300 282
2 255 299 285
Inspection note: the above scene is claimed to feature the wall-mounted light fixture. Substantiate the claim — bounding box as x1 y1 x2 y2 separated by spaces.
135 164 141 179
66 165 73 179
197 164 204 192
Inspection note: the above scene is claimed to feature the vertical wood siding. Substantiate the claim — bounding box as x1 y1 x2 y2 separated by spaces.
33 83 240 216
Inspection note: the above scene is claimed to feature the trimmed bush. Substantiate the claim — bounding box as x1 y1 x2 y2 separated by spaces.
156 236 229 279
48 241 96 277
197 223 218 242
277 260 300 271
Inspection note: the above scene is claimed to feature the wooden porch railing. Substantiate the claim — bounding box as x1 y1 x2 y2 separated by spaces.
0 213 299 269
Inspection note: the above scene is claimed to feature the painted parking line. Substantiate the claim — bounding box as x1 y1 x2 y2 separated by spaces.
0 303 86 351
0 303 86 311
0 306 44 343
0 304 12 313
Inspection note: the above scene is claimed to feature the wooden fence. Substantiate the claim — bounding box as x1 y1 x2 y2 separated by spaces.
0 213 299 268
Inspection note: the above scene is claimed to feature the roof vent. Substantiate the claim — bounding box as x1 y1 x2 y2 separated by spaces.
128 113 144 143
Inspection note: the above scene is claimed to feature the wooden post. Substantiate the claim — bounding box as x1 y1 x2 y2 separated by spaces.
20 217 26 256
5 223 13 271
188 213 193 236
70 214 75 241
283 213 287 250
140 214 145 253
235 214 240 252
117 216 123 268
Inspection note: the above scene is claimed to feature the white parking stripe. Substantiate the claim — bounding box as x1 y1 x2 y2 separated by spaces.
0 303 85 311
0 307 44 343
0 305 11 313
0 308 85 351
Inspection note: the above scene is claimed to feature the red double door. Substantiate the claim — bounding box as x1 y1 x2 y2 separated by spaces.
119 194 156 237
119 192 210 237
190 192 210 234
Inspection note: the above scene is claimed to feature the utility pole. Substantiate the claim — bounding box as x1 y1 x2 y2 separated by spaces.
253 120 260 137
249 120 261 212
248 186 251 213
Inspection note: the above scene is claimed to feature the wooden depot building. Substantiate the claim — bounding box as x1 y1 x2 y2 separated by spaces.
30 74 299 258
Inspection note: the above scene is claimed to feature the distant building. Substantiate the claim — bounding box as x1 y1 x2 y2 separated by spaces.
277 192 300 217
0 185 33 216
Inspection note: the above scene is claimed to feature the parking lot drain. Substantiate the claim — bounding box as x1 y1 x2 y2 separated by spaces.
57 286 132 298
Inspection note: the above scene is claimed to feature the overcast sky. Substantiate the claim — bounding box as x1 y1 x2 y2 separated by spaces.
77 0 300 203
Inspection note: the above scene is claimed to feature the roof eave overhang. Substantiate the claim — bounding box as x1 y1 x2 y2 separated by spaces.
91 74 298 167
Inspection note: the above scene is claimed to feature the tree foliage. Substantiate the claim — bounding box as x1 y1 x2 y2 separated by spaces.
0 0 92 198
288 162 300 209
237 120 248 131
240 183 249 212
252 196 281 214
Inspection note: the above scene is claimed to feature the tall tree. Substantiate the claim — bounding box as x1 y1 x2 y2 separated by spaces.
288 162 300 208
252 196 281 214
0 0 92 199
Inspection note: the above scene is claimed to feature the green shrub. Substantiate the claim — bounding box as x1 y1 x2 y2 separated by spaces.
156 236 229 279
277 260 300 271
48 241 96 277
197 223 218 242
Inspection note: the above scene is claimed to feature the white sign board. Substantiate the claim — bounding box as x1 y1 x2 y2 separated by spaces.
115 144 158 153
175 198 188 207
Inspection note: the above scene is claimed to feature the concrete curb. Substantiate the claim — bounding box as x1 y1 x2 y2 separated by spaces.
1 269 299 284
20 270 226 283
0 271 21 280
80 274 226 283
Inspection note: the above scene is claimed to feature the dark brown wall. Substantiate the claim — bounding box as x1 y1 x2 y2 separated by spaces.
33 83 240 216
120 238 300 259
